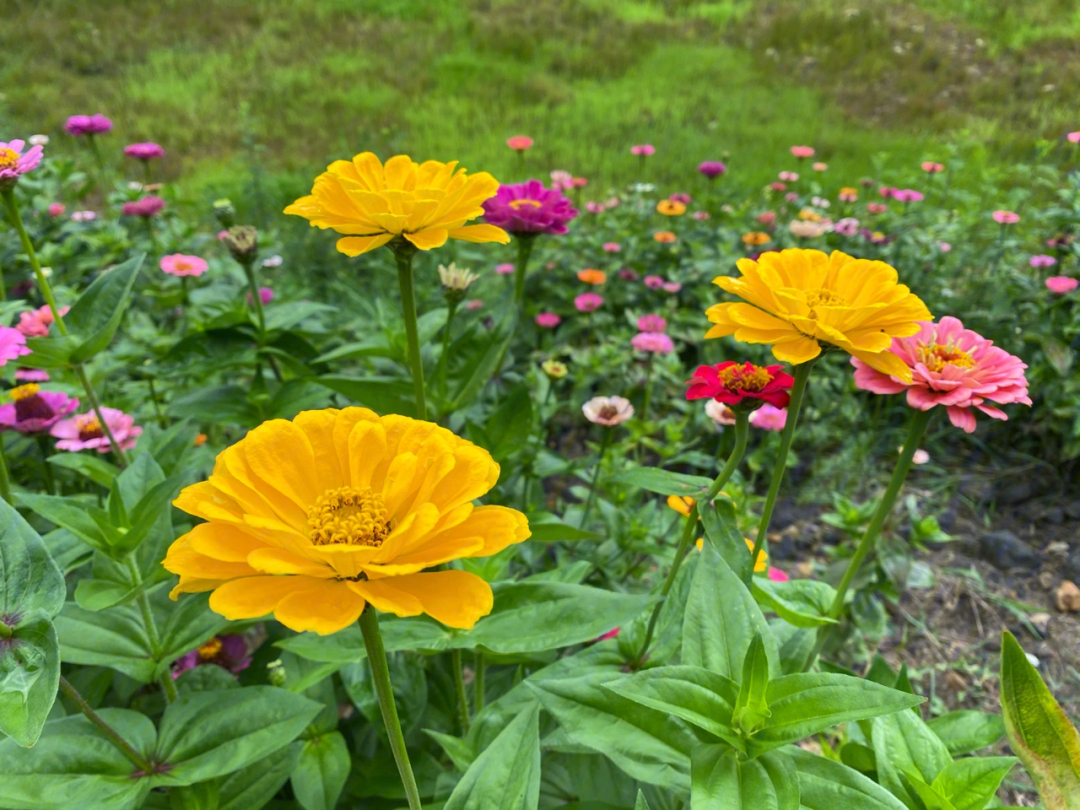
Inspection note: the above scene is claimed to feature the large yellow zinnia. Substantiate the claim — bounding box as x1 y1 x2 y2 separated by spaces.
284 153 511 256
705 248 931 382
164 408 530 635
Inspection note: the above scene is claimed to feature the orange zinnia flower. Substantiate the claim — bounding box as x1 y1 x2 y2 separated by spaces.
742 232 771 246
654 231 677 244
577 268 607 285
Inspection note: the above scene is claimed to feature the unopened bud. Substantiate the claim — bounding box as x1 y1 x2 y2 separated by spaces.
266 658 286 687
222 225 258 263
212 198 236 228
438 262 479 304
541 359 568 379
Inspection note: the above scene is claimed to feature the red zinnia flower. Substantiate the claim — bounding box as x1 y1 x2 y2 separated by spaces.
686 361 794 409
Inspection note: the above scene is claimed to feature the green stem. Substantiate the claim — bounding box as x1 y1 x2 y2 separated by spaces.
0 257 6 301
0 619 10 639
451 649 470 733
36 435 56 495
805 407 934 669
635 409 751 664
750 359 816 574
126 557 177 702
0 437 11 504
579 428 612 528
640 354 655 423
241 259 266 336
59 676 155 773
359 607 423 810
392 246 427 421
513 235 536 308
475 652 485 713
73 365 130 468
437 298 459 404
147 377 167 428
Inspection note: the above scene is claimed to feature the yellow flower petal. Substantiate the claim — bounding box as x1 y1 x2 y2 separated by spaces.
350 570 494 629
209 575 324 621
336 234 394 256
448 224 511 244
247 547 335 578
403 228 449 250
274 581 368 635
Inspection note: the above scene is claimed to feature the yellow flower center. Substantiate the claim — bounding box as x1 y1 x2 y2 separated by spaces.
917 342 974 372
717 363 774 392
509 199 542 209
307 486 391 547
0 148 19 171
9 383 40 401
197 638 223 660
77 416 104 441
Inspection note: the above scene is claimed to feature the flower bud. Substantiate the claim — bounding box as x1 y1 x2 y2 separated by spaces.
212 198 236 228
438 262 479 305
542 359 568 379
266 658 286 687
222 225 258 263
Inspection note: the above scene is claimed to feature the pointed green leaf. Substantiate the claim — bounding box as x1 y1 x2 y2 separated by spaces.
753 578 839 628
219 742 304 810
46 453 120 488
790 746 909 810
0 498 65 618
927 710 1006 756
291 731 351 810
734 633 772 735
931 756 1017 810
0 613 60 748
609 468 712 496
14 492 113 556
872 709 953 808
691 746 799 810
699 497 751 581
445 703 541 810
67 254 146 362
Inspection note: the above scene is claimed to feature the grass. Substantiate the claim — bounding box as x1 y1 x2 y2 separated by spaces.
0 0 1075 200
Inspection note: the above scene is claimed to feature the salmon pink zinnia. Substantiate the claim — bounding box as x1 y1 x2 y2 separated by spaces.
749 404 787 431
17 304 69 337
851 316 1031 433
790 146 815 159
160 254 209 277
1047 276 1078 294
51 408 142 453
992 210 1019 225
506 136 534 151
482 180 578 235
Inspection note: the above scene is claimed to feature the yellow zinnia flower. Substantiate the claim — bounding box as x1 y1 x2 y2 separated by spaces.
657 200 686 216
284 153 511 256
705 248 930 382
164 408 530 635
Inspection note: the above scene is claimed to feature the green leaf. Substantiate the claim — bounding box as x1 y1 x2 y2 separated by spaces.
155 686 322 785
603 665 743 751
634 790 651 810
0 709 156 810
753 578 839 628
314 335 396 364
0 498 66 618
481 385 533 461
872 709 953 808
156 592 232 679
690 746 799 810
291 731 351 810
734 633 772 735
263 301 336 332
424 729 476 773
219 742 304 810
750 673 924 754
66 254 145 363
790 746 909 810
0 613 60 748
901 769 956 810
609 467 712 496
450 319 516 411
55 602 156 682
699 497 751 580
927 711 1006 756
931 756 1017 810
1000 629 1080 810
682 544 778 680
317 375 417 416
529 672 696 791
524 514 599 543
445 704 541 810
46 453 120 488
14 492 113 556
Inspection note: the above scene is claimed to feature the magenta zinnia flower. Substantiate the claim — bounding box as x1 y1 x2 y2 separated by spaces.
1047 276 1078 294
122 195 166 218
160 254 208 277
1030 254 1057 269
636 314 667 333
630 144 655 156
535 312 561 329
749 404 787 431
15 369 49 382
851 317 1031 434
172 634 253 679
631 332 674 354
0 384 79 434
482 180 578 235
65 115 113 136
0 140 44 188
574 292 604 313
124 142 166 161
892 189 924 203
643 275 664 290
698 161 726 179
0 326 32 366
52 408 142 453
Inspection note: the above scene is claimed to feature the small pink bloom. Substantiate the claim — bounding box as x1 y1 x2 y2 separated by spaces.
757 211 776 225
124 142 166 161
15 369 49 382
48 203 65 217
938 242 951 252
71 210 96 222
749 404 787 431
535 312 562 328
630 144 655 156
784 192 799 202
643 275 665 290
0 327 32 366
122 195 165 218
892 189 924 203
550 170 573 191
692 211 710 220
64 114 112 136
571 177 588 188
0 385 79 433
767 567 790 583
839 190 858 203
867 203 888 214
575 292 604 312
52 407 142 453
17 305 69 337
605 197 621 208
921 161 945 173
697 161 726 178
245 287 274 305
1068 132 1080 144
790 145 815 159
602 242 621 253
662 281 682 294
506 135 534 151
769 182 787 192
911 449 930 465
833 217 860 236
812 162 828 172
992 210 1019 224
631 331 674 354
583 395 634 427
779 171 799 182
1047 276 1078 294
495 262 515 275
879 186 896 198
216 229 229 240
669 193 691 204
1029 254 1057 269
705 400 737 425
586 202 606 214
465 299 484 310
851 316 1031 433
0 139 44 187
618 268 639 281
160 254 208 277
636 314 667 333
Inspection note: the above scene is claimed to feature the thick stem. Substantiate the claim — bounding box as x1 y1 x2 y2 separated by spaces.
0 619 10 639
126 557 177 703
59 676 155 773
393 247 427 421
750 359 816 571
805 407 935 669
579 429 612 528
359 608 423 810
513 235 536 308
451 649 470 733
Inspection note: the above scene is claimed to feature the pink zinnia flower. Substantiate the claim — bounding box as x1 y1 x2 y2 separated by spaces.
122 195 165 218
692 211 710 221
535 312 561 328
160 254 208 277
757 211 776 225
124 142 166 161
71 210 96 222
571 177 588 188
246 287 274 306
602 242 621 252
52 407 142 453
64 114 113 136
506 135 534 151
643 275 665 290
550 170 573 191
921 162 945 173
662 282 682 293
749 404 787 431
15 368 49 382
768 567 790 582
637 314 667 333
1030 254 1057 269
839 190 858 203
892 189 924 203
1068 132 1080 144
0 139 44 188
833 217 860 236
583 396 634 427
0 326 32 366
575 292 604 313
17 305 69 337
812 162 828 172
938 242 951 252
769 182 787 192
631 332 674 354
465 299 484 310
698 161 726 178
867 203 888 214
618 268 639 281
1047 276 1078 294
483 180 578 235
0 384 79 434
586 202 605 214
790 146 815 159
878 186 897 198
779 171 799 182
495 262 515 275
992 210 1019 225
48 203 65 217
630 144 655 156
851 316 1031 434
669 193 691 204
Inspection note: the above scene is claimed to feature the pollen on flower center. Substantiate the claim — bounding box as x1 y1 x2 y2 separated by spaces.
509 199 543 209
307 486 391 547
917 342 974 372
805 289 845 310
0 148 19 171
10 383 40 401
77 416 104 441
197 638 222 660
717 363 773 392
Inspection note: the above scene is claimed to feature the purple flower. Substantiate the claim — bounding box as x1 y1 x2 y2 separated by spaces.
482 180 578 235
122 195 165 218
124 142 165 161
618 268 640 281
644 275 665 290
631 332 674 354
833 217 860 236
0 384 79 434
65 114 113 136
1030 254 1057 269
172 634 253 679
697 161 726 178
0 140 44 188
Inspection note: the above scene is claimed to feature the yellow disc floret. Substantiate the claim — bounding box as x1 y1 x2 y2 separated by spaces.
307 486 391 547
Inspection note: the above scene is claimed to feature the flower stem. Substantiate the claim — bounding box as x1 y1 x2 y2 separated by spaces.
392 246 427 421
437 299 459 404
749 359 816 575
241 259 266 336
0 438 12 504
804 407 934 669
59 676 155 773
359 607 423 810
513 235 536 308
73 365 130 468
451 649 470 733
579 428 613 528
474 652 485 713
126 557 178 703
640 354 655 423
36 435 56 495
634 409 751 664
